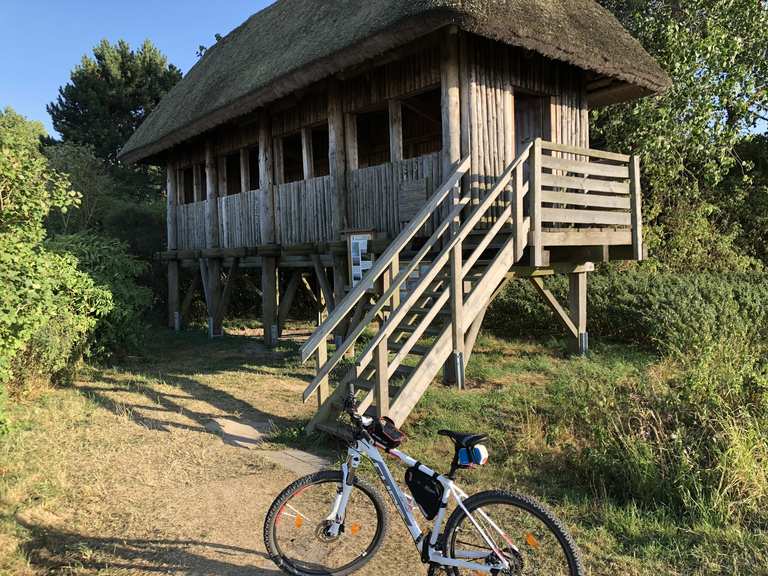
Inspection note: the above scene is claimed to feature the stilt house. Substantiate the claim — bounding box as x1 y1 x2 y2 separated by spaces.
120 0 671 432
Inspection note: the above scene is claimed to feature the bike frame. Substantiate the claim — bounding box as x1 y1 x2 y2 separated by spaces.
326 438 514 573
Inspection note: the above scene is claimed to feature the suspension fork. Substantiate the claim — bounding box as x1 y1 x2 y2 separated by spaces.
325 449 361 536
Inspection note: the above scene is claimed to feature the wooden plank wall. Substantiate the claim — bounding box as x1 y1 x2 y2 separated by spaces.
218 189 263 248
464 34 589 227
345 43 441 112
347 152 442 237
275 175 336 245
176 201 207 249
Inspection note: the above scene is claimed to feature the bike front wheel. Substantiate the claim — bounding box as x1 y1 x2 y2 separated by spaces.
441 490 584 575
264 470 388 576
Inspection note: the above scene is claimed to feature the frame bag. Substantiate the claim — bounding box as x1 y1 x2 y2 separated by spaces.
405 466 444 520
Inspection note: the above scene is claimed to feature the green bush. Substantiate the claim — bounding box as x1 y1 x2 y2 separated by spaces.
48 233 152 359
0 109 112 410
488 266 768 355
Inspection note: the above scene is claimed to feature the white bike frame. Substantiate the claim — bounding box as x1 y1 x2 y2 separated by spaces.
326 438 516 573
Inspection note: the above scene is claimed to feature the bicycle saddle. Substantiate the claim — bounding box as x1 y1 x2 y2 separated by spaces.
438 429 487 448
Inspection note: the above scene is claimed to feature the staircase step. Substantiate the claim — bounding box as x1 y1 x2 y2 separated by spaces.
382 305 449 317
395 324 445 337
317 422 354 441
389 342 431 356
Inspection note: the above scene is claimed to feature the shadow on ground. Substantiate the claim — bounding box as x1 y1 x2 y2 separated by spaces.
18 519 282 575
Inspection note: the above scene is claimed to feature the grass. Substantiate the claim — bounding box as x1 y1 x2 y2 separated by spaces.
1 324 767 575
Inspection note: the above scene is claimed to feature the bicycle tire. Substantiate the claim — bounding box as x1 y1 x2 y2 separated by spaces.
441 490 584 575
264 470 388 576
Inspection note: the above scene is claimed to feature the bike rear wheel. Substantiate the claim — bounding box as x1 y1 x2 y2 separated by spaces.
264 470 388 576
441 490 584 575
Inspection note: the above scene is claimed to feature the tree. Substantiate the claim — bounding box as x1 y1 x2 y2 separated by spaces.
48 39 181 165
594 0 768 270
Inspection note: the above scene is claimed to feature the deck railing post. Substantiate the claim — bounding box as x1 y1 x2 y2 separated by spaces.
376 264 392 417
447 181 465 389
629 155 643 261
530 138 543 266
316 338 329 408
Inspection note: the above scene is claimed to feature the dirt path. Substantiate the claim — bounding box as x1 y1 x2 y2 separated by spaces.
9 329 424 575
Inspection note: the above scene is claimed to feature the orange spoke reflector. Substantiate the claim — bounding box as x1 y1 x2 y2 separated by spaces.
350 523 362 535
295 516 304 529
526 532 540 549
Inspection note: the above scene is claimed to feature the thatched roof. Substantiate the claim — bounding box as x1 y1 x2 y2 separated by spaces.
120 0 670 164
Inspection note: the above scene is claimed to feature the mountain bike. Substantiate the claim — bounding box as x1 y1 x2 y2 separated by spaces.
264 383 584 575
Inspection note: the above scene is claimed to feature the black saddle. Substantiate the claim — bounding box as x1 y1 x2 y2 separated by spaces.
438 429 487 448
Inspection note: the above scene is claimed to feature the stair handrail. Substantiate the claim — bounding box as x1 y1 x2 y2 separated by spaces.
348 143 533 372
300 155 471 364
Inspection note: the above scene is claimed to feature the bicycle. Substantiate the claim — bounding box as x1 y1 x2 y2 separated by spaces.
264 383 584 575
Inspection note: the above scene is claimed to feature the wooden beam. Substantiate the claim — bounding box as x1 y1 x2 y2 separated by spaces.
277 271 301 331
345 113 358 171
193 164 203 203
166 164 178 250
389 99 403 162
328 79 348 236
530 138 543 266
529 277 578 339
311 254 335 313
301 126 315 180
629 155 643 261
205 142 220 250
240 148 250 194
568 271 588 355
442 26 464 388
261 256 278 346
259 110 276 244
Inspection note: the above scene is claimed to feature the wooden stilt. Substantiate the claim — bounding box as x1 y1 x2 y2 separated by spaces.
568 270 588 355
442 26 465 388
205 141 223 338
262 256 279 346
166 165 179 330
332 253 348 346
277 271 301 334
213 258 240 330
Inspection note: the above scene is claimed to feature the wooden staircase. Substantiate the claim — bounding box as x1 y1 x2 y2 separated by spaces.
300 143 533 433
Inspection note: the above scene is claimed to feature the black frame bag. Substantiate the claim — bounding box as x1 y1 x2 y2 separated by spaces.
405 466 444 520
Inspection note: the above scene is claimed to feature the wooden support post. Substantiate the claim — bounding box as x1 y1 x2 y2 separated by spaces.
374 339 389 418
166 165 180 330
458 30 471 198
205 143 222 337
277 271 301 333
259 110 276 244
301 127 314 180
332 252 349 346
389 99 403 162
311 255 334 313
316 337 329 408
328 79 349 237
568 271 588 355
345 113 358 171
261 256 279 346
193 164 203 202
629 155 643 261
530 138 543 266
240 148 250 194
442 26 464 388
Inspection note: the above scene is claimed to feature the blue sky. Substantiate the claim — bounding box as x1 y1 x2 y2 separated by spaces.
1 1 273 135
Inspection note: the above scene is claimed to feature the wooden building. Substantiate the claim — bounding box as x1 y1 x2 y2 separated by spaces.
120 0 670 431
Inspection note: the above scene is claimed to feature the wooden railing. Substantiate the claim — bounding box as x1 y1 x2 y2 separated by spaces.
219 189 262 248
276 175 336 245
177 200 207 250
300 155 472 402
301 144 533 414
529 140 642 264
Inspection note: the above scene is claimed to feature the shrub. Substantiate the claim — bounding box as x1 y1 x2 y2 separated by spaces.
48 233 152 359
0 109 112 413
488 266 768 355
